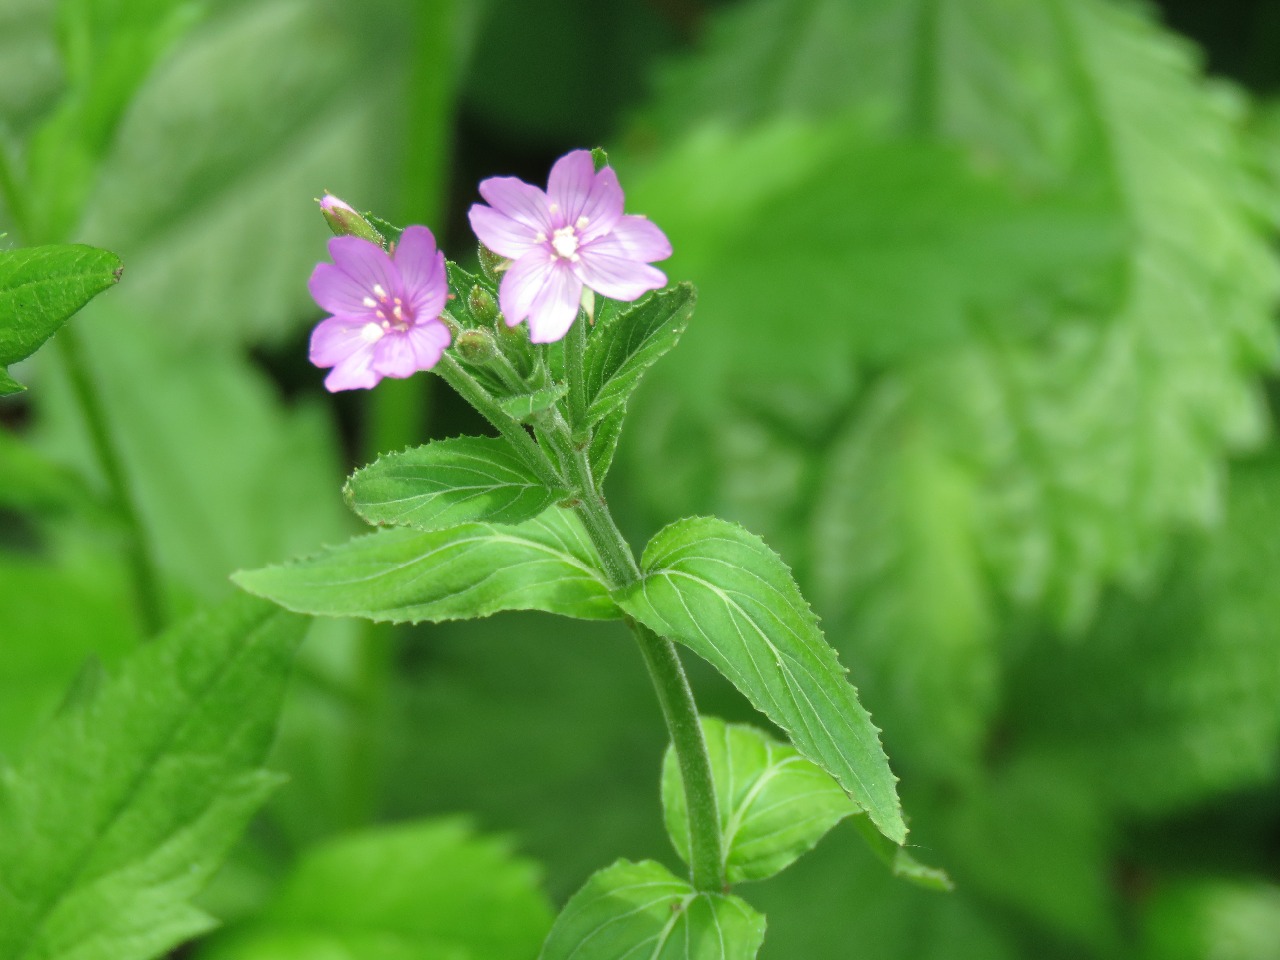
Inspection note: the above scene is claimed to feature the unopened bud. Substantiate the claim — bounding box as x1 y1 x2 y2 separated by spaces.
591 147 609 172
455 328 498 365
477 244 507 282
468 284 498 324
319 193 385 246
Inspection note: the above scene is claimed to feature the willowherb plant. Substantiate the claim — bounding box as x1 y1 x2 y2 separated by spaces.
236 149 945 958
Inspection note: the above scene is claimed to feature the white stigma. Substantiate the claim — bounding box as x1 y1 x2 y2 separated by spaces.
361 322 385 343
551 226 580 261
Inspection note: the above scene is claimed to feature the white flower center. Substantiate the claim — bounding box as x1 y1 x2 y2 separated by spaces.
367 285 412 332
361 322 385 343
551 226 580 261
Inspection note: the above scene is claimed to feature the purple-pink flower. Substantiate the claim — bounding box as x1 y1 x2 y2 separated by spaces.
307 225 451 392
468 149 672 343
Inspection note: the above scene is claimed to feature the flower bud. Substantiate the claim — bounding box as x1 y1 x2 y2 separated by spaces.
468 284 498 324
318 193 385 245
591 147 609 172
454 328 498 365
477 244 507 282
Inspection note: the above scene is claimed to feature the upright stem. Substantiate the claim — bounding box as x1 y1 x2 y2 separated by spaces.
57 327 166 636
549 343 726 891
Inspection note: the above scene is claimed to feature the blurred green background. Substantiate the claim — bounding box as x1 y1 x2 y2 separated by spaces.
3 0 1280 956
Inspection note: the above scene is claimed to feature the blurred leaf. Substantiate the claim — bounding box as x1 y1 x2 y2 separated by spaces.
626 0 1279 628
1141 879 1280 960
201 818 553 960
1008 450 1280 815
0 545 137 758
617 516 905 844
23 0 201 242
845 816 953 893
0 0 61 145
0 429 104 514
808 379 996 782
582 283 694 425
235 507 620 624
662 717 857 884
540 859 766 960
0 594 305 960
345 436 571 531
74 0 458 345
0 243 120 394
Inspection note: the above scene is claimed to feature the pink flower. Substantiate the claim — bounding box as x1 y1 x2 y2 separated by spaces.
468 149 672 343
307 226 452 392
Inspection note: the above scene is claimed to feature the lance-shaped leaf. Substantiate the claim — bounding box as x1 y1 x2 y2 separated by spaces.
0 244 121 395
345 435 570 531
0 595 306 960
616 517 906 843
582 283 694 425
202 818 553 960
663 717 858 884
234 507 620 624
540 859 765 960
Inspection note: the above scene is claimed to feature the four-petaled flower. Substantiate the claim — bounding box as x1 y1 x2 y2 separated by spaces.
468 149 672 343
307 225 452 392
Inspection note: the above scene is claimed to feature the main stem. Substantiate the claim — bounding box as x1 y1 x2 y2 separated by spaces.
547 416 726 891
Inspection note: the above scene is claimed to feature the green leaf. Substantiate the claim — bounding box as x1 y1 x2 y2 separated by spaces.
0 594 306 960
582 283 694 425
234 507 620 624
0 244 120 393
588 407 625 488
498 382 569 422
201 818 553 960
663 717 857 883
844 817 953 893
345 436 570 532
616 517 906 844
540 859 766 960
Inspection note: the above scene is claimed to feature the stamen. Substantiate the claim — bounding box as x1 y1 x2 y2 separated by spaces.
362 296 377 308
361 322 384 342
372 283 388 299
576 216 589 229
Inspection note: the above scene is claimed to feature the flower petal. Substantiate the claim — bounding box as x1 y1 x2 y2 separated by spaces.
498 247 557 326
409 319 452 367
527 262 583 343
309 315 382 367
394 225 447 320
324 343 381 391
469 203 543 259
574 237 668 301
478 176 553 235
548 151 623 239
328 235 400 302
609 214 672 262
372 332 423 379
309 262 377 317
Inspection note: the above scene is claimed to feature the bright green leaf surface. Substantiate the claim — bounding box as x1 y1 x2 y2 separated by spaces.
663 717 856 884
582 283 694 425
540 859 766 960
498 382 568 422
0 244 120 393
234 507 620 624
345 436 570 532
202 819 553 960
617 517 905 843
0 595 306 960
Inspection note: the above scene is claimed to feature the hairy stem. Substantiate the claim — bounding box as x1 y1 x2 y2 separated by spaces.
57 328 166 636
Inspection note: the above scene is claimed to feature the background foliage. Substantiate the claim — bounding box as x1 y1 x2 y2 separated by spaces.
2 0 1280 957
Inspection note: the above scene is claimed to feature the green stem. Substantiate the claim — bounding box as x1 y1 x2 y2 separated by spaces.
630 619 725 891
564 308 588 427
435 354 562 486
57 327 166 636
548 344 726 890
